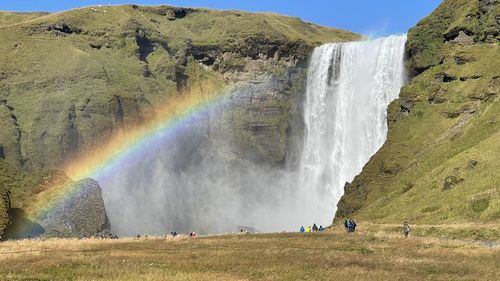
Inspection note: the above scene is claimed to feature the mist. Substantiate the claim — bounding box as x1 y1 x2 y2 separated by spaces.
98 35 407 236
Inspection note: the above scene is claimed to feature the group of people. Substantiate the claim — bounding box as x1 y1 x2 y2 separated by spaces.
344 219 357 233
299 223 324 233
84 233 119 239
299 220 410 238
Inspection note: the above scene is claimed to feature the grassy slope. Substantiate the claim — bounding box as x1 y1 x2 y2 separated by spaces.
0 229 498 280
336 0 499 225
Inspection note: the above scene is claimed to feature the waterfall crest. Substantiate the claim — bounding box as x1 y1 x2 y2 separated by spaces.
298 35 407 226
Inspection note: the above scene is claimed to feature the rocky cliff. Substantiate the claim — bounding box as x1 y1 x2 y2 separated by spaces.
336 0 499 224
0 5 358 172
0 5 359 237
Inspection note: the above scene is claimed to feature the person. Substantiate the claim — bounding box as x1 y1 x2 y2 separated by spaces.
300 226 305 233
319 225 324 232
344 219 349 232
352 220 357 232
403 221 410 238
306 225 311 232
312 223 318 232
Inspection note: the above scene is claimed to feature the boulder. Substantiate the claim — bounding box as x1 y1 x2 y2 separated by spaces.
39 178 110 237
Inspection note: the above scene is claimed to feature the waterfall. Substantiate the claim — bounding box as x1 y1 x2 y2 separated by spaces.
298 35 407 226
100 35 407 235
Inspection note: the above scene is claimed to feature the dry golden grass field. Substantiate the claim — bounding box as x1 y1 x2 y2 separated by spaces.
0 223 499 281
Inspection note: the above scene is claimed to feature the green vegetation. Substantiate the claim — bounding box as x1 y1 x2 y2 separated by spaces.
0 4 359 171
1 228 499 280
336 0 500 226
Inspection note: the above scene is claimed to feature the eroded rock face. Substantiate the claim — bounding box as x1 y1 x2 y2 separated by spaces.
206 73 306 165
0 5 358 173
39 178 110 237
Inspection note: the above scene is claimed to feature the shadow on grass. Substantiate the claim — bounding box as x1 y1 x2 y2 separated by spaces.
2 208 45 240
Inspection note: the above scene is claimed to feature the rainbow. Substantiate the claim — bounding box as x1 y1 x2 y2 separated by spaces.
28 79 231 223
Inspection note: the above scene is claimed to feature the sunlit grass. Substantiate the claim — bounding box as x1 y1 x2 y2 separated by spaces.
0 224 498 281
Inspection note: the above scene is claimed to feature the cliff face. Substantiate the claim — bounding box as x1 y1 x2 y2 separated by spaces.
336 0 499 224
0 5 358 172
0 5 359 237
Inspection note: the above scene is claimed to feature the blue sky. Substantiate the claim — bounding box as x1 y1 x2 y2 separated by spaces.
0 1 442 36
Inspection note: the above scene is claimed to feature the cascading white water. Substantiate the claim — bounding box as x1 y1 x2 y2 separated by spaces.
298 35 407 227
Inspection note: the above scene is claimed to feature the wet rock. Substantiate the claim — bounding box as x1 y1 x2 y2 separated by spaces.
211 76 295 164
443 175 464 191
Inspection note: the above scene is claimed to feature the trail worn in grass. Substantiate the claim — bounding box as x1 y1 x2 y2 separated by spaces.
0 226 498 281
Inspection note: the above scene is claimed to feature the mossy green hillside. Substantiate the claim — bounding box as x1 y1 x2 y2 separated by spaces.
0 5 359 172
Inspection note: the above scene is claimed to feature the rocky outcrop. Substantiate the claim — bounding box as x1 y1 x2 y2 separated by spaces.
205 70 306 165
39 178 110 237
406 0 499 77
